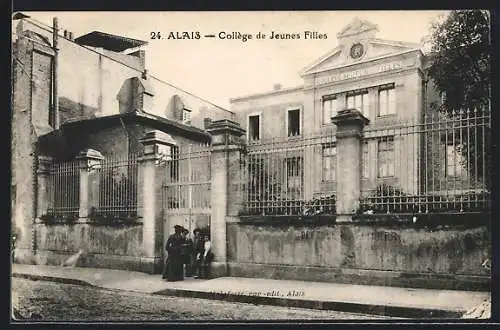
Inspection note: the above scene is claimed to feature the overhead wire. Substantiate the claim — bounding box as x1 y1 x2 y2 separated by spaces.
20 16 234 114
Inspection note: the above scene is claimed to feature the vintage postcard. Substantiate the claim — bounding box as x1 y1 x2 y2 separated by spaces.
11 10 491 322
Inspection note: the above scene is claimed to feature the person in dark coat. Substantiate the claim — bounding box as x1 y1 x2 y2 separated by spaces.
192 228 203 278
182 228 194 277
163 225 184 281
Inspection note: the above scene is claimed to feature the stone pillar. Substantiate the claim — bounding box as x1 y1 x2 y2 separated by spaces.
332 109 369 222
206 119 246 277
138 130 177 274
77 149 104 220
36 156 53 219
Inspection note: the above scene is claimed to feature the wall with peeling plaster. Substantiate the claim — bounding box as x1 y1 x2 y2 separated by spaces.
227 223 490 276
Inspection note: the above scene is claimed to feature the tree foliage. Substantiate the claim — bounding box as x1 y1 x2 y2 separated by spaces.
427 10 490 111
426 10 491 185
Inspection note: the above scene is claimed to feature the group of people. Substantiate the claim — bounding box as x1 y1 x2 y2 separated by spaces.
163 224 213 282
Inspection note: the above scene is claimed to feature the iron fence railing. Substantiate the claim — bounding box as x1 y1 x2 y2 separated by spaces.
94 154 138 218
243 107 491 217
47 159 80 217
359 107 491 215
243 132 337 216
160 143 212 211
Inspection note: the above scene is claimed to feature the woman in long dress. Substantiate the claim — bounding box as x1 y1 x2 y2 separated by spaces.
163 225 184 281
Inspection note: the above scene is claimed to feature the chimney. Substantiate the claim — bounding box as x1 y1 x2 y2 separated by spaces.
63 30 68 38
273 83 282 91
68 31 74 40
203 117 213 129
130 50 146 70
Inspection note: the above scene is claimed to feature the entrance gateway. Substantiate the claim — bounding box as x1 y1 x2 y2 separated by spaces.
159 143 212 264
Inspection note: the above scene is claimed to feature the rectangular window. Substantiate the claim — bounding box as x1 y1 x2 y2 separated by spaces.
446 144 466 177
347 90 369 117
287 109 301 136
378 84 396 116
248 115 260 141
322 96 337 124
362 141 369 178
377 137 395 178
286 156 303 198
182 109 192 123
322 145 336 181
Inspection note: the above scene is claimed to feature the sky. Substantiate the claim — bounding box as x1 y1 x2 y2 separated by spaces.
15 11 451 109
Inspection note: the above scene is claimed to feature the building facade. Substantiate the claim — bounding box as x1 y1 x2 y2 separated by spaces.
230 18 480 212
11 16 234 267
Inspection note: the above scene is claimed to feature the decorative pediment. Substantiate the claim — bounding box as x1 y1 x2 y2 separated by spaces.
300 17 421 77
300 39 421 76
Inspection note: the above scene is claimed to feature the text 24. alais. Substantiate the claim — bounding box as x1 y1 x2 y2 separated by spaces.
151 31 328 42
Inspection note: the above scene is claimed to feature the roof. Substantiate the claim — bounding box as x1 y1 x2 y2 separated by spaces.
59 112 212 143
74 31 148 52
229 85 304 103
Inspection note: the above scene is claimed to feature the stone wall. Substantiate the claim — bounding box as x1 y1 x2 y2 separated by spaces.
227 222 490 290
31 223 149 272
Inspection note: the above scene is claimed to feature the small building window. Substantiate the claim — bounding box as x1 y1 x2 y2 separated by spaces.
248 115 261 141
182 108 191 124
347 89 369 117
322 96 337 125
378 84 396 116
362 141 369 178
377 137 395 178
322 145 336 181
446 144 466 177
287 109 301 136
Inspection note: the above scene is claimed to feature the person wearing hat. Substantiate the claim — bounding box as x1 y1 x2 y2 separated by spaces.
163 225 184 281
192 228 203 278
181 228 194 277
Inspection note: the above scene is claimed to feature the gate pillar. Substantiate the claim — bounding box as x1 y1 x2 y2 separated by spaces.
138 130 177 274
332 109 369 222
206 120 246 278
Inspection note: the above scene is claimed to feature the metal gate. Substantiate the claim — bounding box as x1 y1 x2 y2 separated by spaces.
160 143 211 243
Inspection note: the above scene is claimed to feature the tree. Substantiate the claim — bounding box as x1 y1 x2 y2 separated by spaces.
427 10 490 110
426 10 491 185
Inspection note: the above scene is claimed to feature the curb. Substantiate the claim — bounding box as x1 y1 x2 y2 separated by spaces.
152 288 462 319
13 273 97 288
12 272 464 319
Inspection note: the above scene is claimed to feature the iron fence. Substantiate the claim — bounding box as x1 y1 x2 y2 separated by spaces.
359 107 491 215
160 143 212 234
243 132 337 216
243 107 491 217
93 153 139 218
47 159 80 217
160 143 212 211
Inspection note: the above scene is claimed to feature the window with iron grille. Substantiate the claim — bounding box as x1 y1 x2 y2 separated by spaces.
287 109 301 136
248 115 260 141
322 95 337 125
378 83 396 116
362 141 369 178
347 89 369 117
322 145 336 181
377 137 395 178
445 144 467 177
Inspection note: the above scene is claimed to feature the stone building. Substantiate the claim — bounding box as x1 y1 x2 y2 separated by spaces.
11 16 234 269
230 18 478 207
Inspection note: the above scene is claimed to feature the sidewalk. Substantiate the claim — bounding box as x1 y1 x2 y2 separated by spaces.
11 264 489 319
